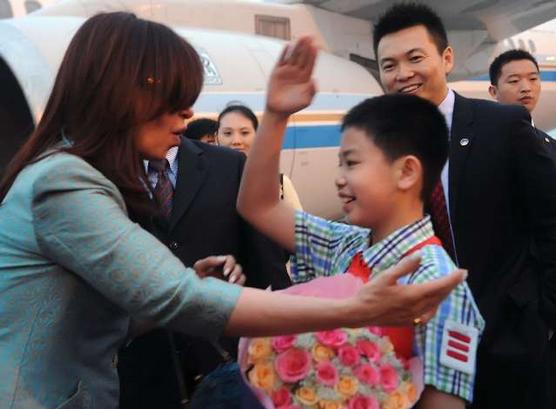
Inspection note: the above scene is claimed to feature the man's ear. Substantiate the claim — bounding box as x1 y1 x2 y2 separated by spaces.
396 155 421 191
442 46 455 75
488 84 499 100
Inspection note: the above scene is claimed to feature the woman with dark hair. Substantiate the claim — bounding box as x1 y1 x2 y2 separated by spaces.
217 104 259 155
0 12 464 408
217 104 303 210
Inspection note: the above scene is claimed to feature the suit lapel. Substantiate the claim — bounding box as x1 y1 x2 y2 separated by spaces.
169 139 208 231
449 93 475 223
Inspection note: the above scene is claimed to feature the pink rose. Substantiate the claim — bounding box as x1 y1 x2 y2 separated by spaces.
356 340 380 362
338 345 360 367
367 327 384 336
275 348 312 383
379 364 400 392
315 361 339 386
316 329 348 348
272 387 292 407
354 364 379 386
348 395 379 409
272 335 297 353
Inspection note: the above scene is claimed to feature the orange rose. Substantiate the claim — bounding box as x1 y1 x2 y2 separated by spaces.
312 343 335 362
296 386 318 406
383 391 410 409
318 400 343 409
404 382 417 403
336 376 359 397
248 362 275 391
248 338 272 363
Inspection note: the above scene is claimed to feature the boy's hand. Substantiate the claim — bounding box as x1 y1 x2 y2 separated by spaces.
266 36 318 118
193 255 246 286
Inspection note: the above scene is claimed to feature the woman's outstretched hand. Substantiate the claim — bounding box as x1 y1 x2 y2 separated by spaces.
350 253 466 327
266 36 318 118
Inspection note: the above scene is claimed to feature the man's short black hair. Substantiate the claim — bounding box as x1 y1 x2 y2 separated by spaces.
342 94 448 201
183 118 218 140
373 3 448 56
489 49 540 85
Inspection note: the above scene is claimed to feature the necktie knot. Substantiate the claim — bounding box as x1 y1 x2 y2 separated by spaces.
148 159 170 174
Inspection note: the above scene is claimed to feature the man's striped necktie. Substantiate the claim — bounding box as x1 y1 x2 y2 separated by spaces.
149 159 174 219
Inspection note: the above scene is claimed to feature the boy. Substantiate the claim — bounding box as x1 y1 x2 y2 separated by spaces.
237 37 484 408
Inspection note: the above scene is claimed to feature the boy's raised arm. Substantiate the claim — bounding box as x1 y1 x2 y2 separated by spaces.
237 37 318 253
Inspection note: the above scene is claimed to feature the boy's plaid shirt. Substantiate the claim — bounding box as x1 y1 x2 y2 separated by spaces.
291 211 485 402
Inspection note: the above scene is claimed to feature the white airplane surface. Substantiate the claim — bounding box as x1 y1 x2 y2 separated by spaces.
1 0 556 219
0 0 54 18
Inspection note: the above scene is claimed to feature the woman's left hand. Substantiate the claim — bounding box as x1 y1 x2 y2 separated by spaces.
193 255 246 286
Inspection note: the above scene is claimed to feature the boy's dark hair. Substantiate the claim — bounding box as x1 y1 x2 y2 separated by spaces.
183 118 218 140
489 49 540 85
342 94 448 201
373 3 448 56
218 104 259 130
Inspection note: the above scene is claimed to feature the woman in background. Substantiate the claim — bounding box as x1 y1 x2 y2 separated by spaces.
217 104 303 210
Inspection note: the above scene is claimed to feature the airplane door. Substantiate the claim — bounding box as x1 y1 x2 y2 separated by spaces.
0 57 34 175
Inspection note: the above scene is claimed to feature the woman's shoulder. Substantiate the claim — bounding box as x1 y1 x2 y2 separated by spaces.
29 151 116 191
32 150 96 174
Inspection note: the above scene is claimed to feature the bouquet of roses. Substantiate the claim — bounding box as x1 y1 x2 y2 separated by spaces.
238 275 423 409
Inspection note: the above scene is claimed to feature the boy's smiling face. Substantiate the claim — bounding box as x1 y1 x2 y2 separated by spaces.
336 127 400 228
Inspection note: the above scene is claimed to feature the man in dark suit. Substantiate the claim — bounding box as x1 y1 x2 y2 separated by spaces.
118 137 290 409
373 4 556 408
488 48 556 152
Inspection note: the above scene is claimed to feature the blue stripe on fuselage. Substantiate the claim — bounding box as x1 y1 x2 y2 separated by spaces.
283 124 342 149
282 123 556 149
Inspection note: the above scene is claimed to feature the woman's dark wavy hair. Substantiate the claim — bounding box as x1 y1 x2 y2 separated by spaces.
218 104 259 130
0 12 203 220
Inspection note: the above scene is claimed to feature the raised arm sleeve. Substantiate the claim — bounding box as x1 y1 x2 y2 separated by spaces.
31 156 241 340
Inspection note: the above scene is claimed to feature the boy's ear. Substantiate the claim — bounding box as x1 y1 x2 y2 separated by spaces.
395 155 422 192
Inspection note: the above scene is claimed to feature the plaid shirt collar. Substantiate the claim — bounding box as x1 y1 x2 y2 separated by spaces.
361 215 434 274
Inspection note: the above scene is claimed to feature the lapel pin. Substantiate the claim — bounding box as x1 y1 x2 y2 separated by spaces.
460 138 470 147
545 137 551 143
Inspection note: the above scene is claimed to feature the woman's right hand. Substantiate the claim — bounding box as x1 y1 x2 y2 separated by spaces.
349 253 467 327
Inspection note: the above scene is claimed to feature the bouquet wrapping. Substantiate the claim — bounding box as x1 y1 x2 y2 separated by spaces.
238 274 424 409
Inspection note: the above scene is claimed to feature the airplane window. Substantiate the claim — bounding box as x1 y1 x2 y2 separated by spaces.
518 39 526 50
528 39 537 53
25 1 42 13
0 58 34 176
255 15 291 40
0 0 14 18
